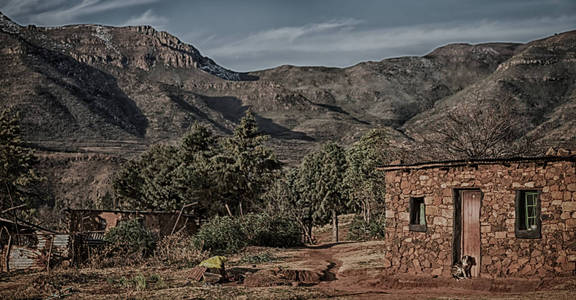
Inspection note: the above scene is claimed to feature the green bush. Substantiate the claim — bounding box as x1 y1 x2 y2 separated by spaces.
193 213 302 254
347 214 386 241
238 251 277 265
193 215 247 254
243 213 302 248
104 219 157 255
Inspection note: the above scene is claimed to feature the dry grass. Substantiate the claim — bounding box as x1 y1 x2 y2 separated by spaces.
153 232 209 267
2 242 576 300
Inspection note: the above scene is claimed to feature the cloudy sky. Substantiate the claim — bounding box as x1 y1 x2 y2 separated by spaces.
1 0 575 71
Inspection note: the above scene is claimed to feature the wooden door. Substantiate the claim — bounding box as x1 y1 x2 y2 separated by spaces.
461 190 481 277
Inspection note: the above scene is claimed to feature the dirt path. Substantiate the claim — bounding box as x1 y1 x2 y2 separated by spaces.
288 241 576 299
301 243 344 283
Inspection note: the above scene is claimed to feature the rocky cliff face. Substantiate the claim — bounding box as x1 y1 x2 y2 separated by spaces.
1 11 575 160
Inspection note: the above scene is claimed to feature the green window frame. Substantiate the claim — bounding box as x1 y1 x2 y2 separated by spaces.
515 190 541 239
524 192 538 230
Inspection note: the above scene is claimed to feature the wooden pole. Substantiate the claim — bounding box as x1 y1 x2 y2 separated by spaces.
4 232 12 273
1 226 10 272
4 183 20 234
171 202 197 235
332 209 339 243
46 235 54 273
225 204 233 217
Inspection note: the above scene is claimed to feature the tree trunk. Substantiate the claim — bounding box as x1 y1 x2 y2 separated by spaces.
366 200 371 224
225 204 233 217
332 209 339 242
308 222 313 244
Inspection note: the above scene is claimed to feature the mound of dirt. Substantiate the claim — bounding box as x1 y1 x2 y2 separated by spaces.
243 268 322 287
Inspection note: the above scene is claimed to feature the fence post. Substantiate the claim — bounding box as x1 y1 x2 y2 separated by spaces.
46 235 54 273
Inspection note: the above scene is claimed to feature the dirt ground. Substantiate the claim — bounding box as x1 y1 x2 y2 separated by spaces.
1 239 575 299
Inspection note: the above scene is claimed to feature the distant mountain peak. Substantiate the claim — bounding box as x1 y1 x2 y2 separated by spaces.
0 13 247 81
0 11 22 34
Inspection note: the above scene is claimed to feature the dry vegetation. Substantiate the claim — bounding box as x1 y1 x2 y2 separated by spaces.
2 221 575 299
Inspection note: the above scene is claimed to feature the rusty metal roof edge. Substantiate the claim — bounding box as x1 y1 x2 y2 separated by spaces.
377 155 576 171
65 208 196 216
0 216 60 234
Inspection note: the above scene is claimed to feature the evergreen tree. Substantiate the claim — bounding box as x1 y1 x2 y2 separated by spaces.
114 123 220 211
114 144 181 210
344 129 388 223
314 142 348 242
216 110 281 215
0 109 40 211
114 116 280 216
265 168 315 243
174 122 221 214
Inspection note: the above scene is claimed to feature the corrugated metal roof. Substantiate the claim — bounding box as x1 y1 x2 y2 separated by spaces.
1 233 71 272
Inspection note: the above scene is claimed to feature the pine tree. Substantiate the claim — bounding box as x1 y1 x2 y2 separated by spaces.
174 122 221 214
114 123 220 211
114 144 181 210
314 142 348 242
216 110 281 215
0 109 40 211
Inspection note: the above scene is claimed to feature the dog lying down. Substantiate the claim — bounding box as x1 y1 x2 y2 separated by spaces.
451 255 476 280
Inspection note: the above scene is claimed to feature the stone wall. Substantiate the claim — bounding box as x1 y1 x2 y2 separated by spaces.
382 158 576 278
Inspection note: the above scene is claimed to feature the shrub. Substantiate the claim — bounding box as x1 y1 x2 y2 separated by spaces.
193 215 247 254
104 219 157 255
347 214 386 241
242 213 302 248
238 251 277 265
193 213 302 254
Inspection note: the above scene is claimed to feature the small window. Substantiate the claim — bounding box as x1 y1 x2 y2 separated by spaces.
515 190 541 239
410 197 427 232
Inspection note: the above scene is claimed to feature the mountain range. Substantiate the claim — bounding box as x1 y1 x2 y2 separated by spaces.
1 12 575 207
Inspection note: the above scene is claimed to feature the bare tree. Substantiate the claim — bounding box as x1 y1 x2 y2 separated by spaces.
418 100 534 160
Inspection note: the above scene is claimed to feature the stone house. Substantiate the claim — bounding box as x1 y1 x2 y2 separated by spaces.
379 155 576 278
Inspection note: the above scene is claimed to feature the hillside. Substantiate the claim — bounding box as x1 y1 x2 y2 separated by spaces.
1 11 575 207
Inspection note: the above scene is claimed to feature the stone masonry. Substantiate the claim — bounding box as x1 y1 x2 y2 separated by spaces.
380 156 576 278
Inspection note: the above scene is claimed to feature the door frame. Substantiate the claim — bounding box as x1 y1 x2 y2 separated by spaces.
452 188 483 267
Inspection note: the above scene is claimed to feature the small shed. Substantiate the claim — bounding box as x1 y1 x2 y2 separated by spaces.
67 209 200 264
0 217 70 272
378 155 576 278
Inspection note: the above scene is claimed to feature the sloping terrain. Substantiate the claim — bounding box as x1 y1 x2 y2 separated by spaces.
1 11 575 206
2 12 575 157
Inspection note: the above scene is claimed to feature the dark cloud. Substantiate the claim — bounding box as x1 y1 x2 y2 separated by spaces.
1 0 575 71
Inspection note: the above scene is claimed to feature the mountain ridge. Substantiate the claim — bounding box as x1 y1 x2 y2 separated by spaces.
1 11 575 159
2 11 575 208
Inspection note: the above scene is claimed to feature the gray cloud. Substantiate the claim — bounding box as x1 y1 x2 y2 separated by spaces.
2 0 161 24
121 8 167 28
1 0 574 71
207 15 576 71
0 0 68 17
